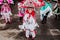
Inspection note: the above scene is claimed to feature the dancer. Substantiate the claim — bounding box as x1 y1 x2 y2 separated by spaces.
23 7 39 40
1 2 12 24
18 1 25 31
40 0 53 24
53 0 60 19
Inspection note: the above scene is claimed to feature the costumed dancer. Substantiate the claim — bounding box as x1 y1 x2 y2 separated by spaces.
23 7 39 40
18 0 25 31
53 0 60 19
40 0 53 24
1 2 12 24
18 3 24 24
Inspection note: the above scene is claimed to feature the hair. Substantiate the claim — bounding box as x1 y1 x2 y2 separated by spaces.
58 0 60 3
3 0 7 3
46 0 50 1
54 1 57 3
27 7 34 9
18 0 24 2
26 8 35 18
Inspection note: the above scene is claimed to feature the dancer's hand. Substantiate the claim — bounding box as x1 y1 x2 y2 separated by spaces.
37 25 39 28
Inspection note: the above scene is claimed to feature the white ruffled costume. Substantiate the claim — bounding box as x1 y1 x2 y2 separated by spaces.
1 3 12 23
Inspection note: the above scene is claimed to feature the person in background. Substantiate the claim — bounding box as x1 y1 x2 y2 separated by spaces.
53 0 60 19
18 1 25 31
40 0 53 24
1 2 12 24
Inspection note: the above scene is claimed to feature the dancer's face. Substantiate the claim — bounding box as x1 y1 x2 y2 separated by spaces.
28 8 33 13
4 3 8 6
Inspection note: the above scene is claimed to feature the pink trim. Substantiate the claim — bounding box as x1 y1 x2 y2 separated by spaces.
0 0 3 4
18 11 24 17
1 4 11 13
7 0 14 4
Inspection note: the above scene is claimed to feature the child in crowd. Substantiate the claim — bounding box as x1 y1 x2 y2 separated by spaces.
23 7 39 40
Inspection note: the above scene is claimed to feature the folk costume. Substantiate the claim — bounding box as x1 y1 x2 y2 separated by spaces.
23 8 39 40
53 1 60 19
1 3 12 24
40 1 53 23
